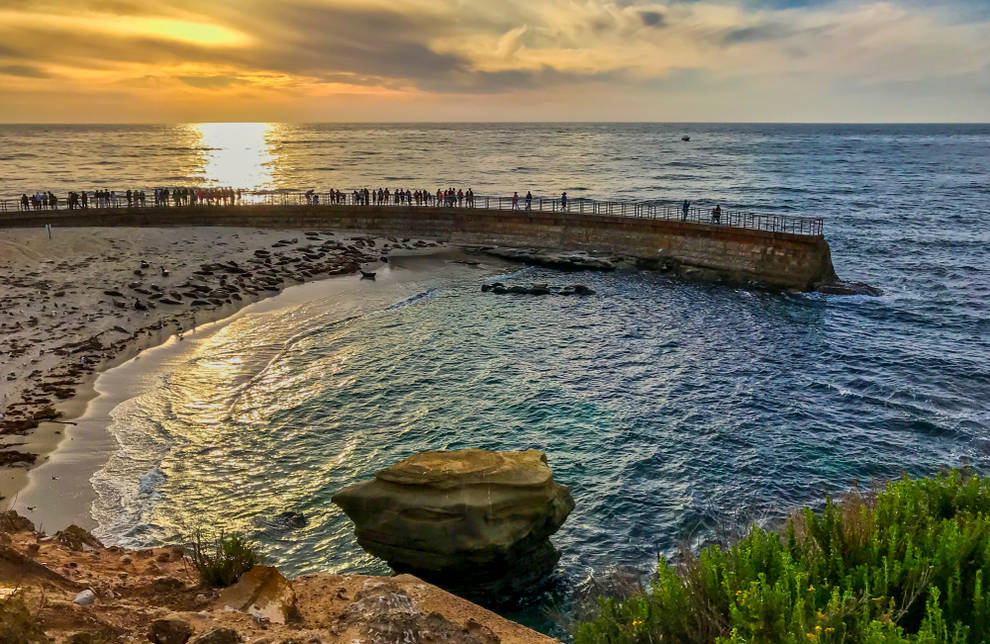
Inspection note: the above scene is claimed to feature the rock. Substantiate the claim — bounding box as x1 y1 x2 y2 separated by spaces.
0 543 81 589
149 617 193 644
253 511 308 532
74 589 96 606
0 449 36 467
192 629 242 644
217 565 299 625
815 280 883 296
558 284 596 296
335 581 499 644
333 449 574 601
484 248 616 272
57 525 103 551
152 575 186 593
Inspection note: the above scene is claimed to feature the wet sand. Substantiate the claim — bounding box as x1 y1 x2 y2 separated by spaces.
0 226 443 503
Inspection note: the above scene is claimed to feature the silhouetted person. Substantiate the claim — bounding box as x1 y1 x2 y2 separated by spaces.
711 204 722 224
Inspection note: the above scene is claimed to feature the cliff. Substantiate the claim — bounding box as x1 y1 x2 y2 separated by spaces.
0 511 558 643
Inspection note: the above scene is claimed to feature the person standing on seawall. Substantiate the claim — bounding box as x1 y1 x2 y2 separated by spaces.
711 204 721 224
560 192 568 212
525 191 532 210
682 199 690 221
512 192 520 210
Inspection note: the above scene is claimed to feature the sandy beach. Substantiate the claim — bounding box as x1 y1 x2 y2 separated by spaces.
0 226 442 503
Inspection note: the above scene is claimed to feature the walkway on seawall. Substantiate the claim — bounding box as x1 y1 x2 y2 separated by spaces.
3 192 824 236
0 198 837 291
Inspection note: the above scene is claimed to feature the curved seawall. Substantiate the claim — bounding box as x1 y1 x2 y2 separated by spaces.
1 204 837 290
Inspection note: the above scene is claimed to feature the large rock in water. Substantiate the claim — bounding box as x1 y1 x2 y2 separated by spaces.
332 449 574 601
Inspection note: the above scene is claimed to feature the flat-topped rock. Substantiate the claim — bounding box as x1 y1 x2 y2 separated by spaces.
333 449 574 602
375 448 552 488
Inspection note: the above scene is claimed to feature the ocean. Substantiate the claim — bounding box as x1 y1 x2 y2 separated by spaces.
3 123 989 635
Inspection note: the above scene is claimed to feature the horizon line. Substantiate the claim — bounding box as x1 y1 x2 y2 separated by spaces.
2 120 989 126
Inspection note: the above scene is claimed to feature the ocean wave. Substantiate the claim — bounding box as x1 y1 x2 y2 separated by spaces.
386 288 437 310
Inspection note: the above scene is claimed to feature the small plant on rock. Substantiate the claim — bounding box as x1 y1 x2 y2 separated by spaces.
187 531 262 588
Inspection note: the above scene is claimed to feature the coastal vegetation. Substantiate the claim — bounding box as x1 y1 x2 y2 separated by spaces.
576 471 990 643
188 531 261 588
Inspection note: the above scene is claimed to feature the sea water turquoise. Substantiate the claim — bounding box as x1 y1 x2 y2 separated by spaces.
2 123 989 635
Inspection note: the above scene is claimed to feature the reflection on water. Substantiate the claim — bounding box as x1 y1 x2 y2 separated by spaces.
195 122 275 189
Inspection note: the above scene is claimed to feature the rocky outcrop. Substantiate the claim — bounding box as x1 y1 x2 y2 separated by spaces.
217 565 299 624
483 247 621 272
333 449 575 602
0 511 559 643
56 524 104 551
335 579 500 643
481 282 596 296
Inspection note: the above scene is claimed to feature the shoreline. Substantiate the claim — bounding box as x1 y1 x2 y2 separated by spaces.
0 226 447 504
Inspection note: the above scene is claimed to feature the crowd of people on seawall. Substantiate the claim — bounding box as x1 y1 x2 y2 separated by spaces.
12 185 733 226
307 187 477 207
17 187 242 211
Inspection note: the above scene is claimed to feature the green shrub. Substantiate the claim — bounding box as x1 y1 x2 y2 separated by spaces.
187 531 262 588
575 471 990 644
0 590 49 643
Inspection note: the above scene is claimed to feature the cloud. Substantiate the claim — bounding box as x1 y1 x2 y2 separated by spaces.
639 10 665 27
176 74 242 88
0 64 50 78
0 0 988 121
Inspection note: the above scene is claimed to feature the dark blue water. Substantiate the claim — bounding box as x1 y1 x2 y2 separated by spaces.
6 123 988 636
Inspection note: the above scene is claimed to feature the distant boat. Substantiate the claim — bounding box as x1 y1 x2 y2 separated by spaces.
681 135 691 142
360 271 376 280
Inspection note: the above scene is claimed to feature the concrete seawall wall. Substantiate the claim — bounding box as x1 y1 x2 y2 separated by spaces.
1 205 837 290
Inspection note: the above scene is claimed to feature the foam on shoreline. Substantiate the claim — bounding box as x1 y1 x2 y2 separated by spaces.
6 243 493 534
0 226 447 506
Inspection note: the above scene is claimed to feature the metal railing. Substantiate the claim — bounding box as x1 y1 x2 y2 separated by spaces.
1 190 824 236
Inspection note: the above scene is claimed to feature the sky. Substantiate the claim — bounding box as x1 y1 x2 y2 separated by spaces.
0 0 988 123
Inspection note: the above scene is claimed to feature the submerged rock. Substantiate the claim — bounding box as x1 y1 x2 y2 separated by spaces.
332 449 574 602
252 511 308 532
481 283 593 296
815 281 883 296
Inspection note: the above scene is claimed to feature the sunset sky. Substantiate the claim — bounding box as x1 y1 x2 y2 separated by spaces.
1 0 988 123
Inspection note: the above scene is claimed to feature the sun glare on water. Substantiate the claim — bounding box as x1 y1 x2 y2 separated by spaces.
194 122 276 189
